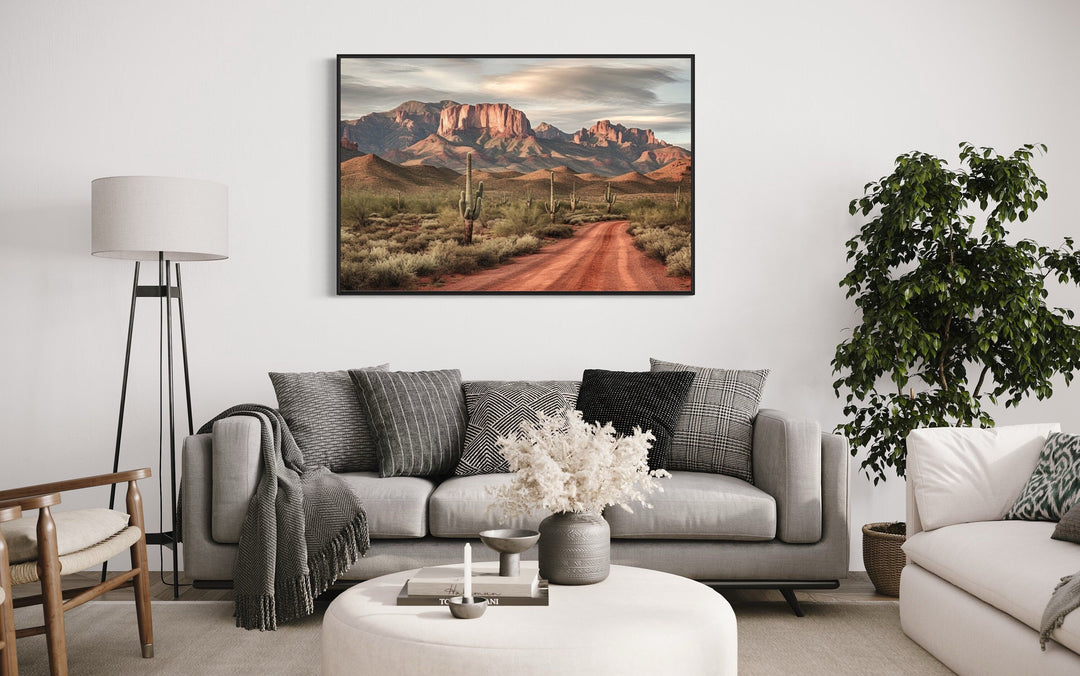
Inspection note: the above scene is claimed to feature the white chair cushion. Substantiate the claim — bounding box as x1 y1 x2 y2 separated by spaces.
0 508 130 564
906 423 1059 531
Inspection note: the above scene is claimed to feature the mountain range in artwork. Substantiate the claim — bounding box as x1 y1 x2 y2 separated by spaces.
339 100 691 185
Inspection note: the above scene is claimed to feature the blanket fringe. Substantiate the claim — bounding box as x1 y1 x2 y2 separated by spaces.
235 513 370 630
1040 573 1076 651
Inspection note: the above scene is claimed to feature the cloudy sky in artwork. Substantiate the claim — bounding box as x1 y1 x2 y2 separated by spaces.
339 57 693 149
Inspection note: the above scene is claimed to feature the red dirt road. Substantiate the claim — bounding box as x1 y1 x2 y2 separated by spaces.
424 220 691 292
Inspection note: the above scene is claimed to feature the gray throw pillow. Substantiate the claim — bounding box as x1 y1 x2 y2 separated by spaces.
455 380 581 476
1007 432 1080 522
1052 499 1080 544
650 358 769 483
349 369 467 478
269 364 388 472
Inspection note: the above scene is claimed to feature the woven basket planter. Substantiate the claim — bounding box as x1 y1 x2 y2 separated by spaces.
862 521 906 597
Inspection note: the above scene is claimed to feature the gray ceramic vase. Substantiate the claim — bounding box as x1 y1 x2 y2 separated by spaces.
537 511 610 585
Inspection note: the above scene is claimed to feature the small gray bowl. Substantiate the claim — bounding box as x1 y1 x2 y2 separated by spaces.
479 528 540 577
448 596 488 619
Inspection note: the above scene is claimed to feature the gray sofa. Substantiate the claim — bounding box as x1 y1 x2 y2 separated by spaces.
182 408 849 613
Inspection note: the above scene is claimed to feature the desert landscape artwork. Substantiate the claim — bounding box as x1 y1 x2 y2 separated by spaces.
337 55 693 294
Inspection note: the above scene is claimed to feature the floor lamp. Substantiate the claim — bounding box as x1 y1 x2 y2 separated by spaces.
91 176 228 598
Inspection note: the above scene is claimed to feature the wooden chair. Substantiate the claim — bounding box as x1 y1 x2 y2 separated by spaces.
0 503 20 676
0 469 154 676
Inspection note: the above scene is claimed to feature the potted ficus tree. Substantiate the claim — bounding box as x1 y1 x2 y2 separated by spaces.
833 142 1080 595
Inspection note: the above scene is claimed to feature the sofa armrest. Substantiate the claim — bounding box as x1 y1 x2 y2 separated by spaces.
752 409 822 543
210 416 263 543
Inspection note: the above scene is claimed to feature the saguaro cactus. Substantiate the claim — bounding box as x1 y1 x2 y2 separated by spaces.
604 183 617 214
674 185 681 208
543 171 561 222
525 192 533 208
569 181 580 212
459 153 484 244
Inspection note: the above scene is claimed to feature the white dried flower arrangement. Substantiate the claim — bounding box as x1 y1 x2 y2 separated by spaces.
488 408 670 518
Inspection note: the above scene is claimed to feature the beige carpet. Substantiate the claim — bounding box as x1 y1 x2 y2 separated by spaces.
13 600 952 675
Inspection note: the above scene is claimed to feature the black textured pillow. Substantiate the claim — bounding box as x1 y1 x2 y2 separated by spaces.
455 381 581 476
269 365 388 472
350 369 467 478
650 358 769 483
576 369 695 471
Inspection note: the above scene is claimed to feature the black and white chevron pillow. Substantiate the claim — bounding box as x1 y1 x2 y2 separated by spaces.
454 381 581 476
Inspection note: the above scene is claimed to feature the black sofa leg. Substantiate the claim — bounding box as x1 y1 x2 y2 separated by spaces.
780 588 804 617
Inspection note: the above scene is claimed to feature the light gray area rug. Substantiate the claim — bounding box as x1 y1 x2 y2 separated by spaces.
14 600 951 675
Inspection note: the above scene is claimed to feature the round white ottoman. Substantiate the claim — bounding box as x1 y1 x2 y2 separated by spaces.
322 564 737 675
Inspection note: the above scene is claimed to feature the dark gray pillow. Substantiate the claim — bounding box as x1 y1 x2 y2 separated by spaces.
1007 432 1080 522
269 364 388 472
1052 499 1080 544
576 369 695 471
455 380 581 476
349 369 467 478
650 358 769 483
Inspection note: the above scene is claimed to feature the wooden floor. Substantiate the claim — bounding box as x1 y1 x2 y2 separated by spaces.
34 570 895 604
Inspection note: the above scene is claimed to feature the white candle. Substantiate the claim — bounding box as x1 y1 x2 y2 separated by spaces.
463 543 472 600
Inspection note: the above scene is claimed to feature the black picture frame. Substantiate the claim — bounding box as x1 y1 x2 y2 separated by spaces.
337 54 694 295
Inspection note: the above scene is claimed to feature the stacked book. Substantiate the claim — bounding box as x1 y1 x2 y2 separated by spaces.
397 561 549 606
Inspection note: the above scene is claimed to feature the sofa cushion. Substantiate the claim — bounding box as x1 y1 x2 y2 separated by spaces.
903 520 1080 654
455 380 580 476
1007 432 1080 522
350 369 467 478
906 423 1059 531
335 472 437 539
269 365 388 472
429 474 550 537
650 359 769 483
577 369 695 471
604 470 776 541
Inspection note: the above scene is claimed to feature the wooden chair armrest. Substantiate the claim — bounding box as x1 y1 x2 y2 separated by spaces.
0 468 151 502
0 493 61 512
0 504 22 522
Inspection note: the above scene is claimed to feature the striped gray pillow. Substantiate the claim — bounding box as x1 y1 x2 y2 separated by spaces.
349 369 467 478
269 364 388 472
650 358 769 483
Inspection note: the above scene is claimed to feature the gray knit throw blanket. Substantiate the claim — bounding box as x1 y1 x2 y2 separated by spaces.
1041 571 1080 650
198 404 370 631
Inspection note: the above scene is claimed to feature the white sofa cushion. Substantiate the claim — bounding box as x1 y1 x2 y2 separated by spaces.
906 423 1059 531
903 520 1080 653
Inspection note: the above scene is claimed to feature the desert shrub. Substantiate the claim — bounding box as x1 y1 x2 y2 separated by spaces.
632 228 689 263
536 224 573 239
666 246 692 276
491 203 545 237
512 234 542 255
365 255 417 289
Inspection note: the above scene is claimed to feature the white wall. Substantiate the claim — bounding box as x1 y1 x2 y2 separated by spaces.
2 0 1079 572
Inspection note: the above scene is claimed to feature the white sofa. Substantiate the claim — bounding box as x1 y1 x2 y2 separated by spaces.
900 425 1080 675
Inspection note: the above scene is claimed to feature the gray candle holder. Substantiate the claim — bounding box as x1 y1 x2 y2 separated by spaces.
448 596 488 619
478 528 540 577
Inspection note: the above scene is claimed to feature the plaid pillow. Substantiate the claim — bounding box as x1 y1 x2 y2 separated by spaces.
650 358 769 483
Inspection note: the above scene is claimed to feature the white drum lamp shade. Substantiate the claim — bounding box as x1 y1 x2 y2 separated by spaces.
91 176 228 261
